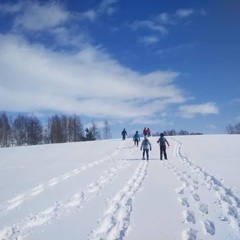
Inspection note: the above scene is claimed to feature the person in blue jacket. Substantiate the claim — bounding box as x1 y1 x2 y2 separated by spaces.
133 131 140 147
157 133 170 160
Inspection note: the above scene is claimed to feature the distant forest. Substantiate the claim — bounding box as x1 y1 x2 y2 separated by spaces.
0 112 110 148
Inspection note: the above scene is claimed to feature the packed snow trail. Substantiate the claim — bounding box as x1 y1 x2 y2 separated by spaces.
89 160 149 240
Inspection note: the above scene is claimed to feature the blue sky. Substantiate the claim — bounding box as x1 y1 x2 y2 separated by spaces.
0 0 239 138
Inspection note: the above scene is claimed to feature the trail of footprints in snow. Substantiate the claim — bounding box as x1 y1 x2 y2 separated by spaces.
0 144 139 240
161 159 215 238
175 140 240 231
89 160 149 240
0 141 126 214
162 140 240 239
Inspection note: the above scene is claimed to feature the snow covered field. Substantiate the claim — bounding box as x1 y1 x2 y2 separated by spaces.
0 134 240 240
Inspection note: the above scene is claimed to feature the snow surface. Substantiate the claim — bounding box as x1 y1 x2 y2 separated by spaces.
0 135 240 240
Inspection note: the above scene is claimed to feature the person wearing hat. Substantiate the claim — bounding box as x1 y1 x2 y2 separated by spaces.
157 133 170 160
140 136 152 160
133 131 141 147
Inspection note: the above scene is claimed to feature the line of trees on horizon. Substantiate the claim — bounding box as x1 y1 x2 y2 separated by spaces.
153 129 203 136
0 112 112 148
1 112 240 148
226 123 240 134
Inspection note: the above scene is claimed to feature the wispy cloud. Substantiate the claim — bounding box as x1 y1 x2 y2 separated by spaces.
1 1 69 31
179 102 219 118
129 8 205 39
175 9 194 18
138 35 159 45
80 0 118 21
229 98 240 105
130 20 168 36
157 43 195 55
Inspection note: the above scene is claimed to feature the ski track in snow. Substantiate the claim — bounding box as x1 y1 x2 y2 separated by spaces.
165 139 240 240
89 159 149 240
0 141 140 240
0 141 126 215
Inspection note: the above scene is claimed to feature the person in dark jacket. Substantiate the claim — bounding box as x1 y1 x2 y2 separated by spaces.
121 128 127 140
157 133 170 160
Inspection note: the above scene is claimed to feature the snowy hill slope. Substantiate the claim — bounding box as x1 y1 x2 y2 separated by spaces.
0 135 240 240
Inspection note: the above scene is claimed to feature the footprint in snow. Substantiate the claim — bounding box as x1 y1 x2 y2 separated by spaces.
48 177 59 187
198 203 208 214
178 197 190 207
30 184 45 196
192 192 200 201
202 219 215 235
182 228 198 240
184 210 195 224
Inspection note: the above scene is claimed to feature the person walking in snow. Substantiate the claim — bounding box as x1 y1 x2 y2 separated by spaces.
121 128 127 140
143 127 148 136
147 128 151 137
133 131 140 147
157 133 170 160
140 136 152 160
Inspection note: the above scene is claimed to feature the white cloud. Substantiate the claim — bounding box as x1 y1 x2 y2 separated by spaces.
80 0 118 21
0 33 186 122
130 20 168 36
138 35 159 45
13 2 69 31
175 9 194 18
229 98 240 105
156 13 176 25
98 0 118 15
0 1 210 128
129 8 204 41
208 124 218 130
0 2 22 13
179 102 219 118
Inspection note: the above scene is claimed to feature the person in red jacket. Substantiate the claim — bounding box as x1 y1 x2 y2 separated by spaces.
143 127 148 136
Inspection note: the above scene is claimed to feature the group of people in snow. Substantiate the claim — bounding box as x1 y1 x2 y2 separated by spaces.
121 128 170 161
142 127 151 137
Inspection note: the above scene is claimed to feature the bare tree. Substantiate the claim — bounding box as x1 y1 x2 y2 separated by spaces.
13 114 28 146
67 115 84 142
103 120 111 139
226 124 235 134
226 123 240 134
91 121 101 140
48 115 64 143
0 112 11 147
61 114 68 143
26 115 43 145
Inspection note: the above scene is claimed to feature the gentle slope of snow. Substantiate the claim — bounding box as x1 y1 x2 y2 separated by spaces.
0 135 240 240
